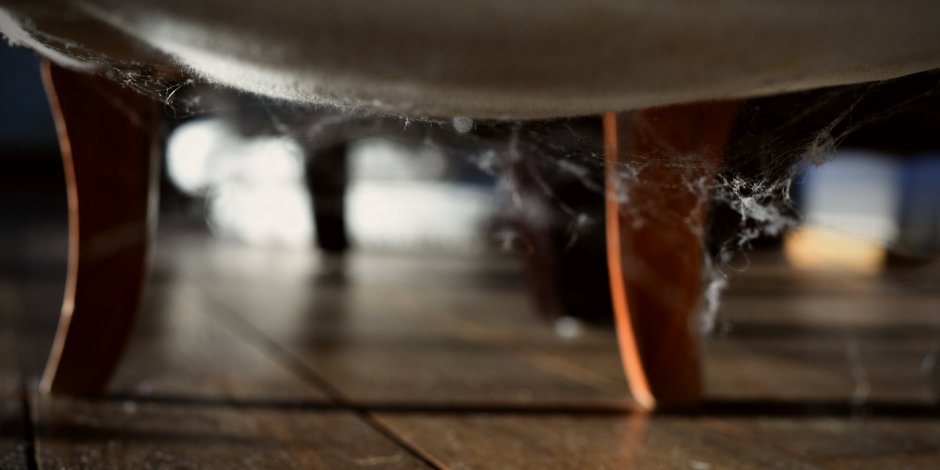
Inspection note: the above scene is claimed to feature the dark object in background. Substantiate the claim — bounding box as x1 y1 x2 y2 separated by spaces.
304 143 350 253
895 156 940 263
0 45 59 153
508 118 614 325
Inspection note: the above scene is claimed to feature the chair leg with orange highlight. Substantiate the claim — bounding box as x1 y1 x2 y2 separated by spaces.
40 61 158 394
603 103 737 410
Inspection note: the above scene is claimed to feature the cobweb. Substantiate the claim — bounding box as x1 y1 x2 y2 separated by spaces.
85 58 940 333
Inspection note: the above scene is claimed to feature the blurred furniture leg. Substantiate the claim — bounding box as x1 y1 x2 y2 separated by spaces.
304 144 350 253
604 103 737 409
40 61 158 394
514 144 612 324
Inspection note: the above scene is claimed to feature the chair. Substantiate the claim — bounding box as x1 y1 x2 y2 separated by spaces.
3 0 939 409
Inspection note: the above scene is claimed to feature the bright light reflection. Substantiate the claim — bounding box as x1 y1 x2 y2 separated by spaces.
167 118 310 247
166 120 495 251
786 150 902 273
801 150 901 242
208 185 313 247
166 119 228 193
349 182 492 253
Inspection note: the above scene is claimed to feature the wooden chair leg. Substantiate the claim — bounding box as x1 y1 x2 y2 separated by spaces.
603 103 737 410
40 61 158 394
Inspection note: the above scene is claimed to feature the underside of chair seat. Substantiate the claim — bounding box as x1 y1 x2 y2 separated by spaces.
2 0 939 118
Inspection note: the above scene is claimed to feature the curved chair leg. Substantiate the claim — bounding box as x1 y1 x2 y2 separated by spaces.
40 61 158 394
603 103 737 410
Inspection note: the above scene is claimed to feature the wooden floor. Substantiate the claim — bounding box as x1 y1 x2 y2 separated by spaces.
1 225 939 469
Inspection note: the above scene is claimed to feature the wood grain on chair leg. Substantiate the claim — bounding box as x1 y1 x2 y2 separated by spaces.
603 103 737 410
40 61 158 394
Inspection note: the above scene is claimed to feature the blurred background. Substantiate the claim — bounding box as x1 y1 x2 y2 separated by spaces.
3 39 940 469
2 38 940 389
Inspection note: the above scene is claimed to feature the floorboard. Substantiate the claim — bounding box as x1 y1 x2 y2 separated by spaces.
107 282 329 403
10 225 940 469
33 397 430 469
22 231 435 469
174 235 633 407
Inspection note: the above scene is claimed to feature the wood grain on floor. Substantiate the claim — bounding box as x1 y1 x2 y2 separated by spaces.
9 227 940 469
